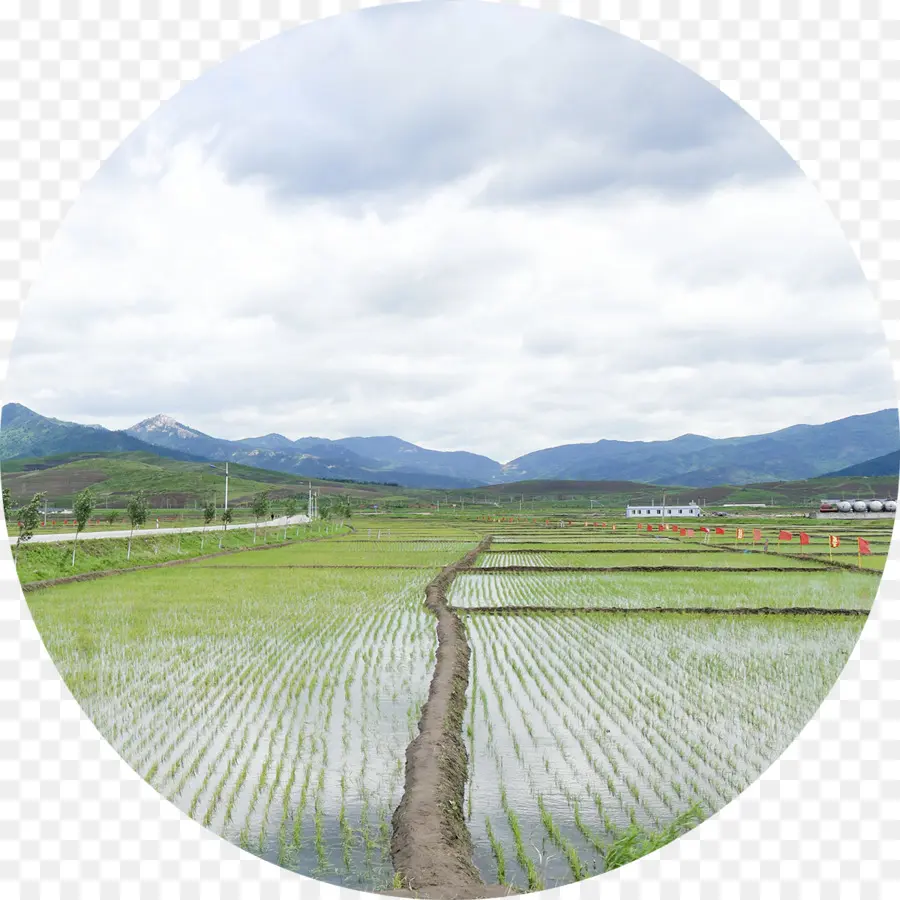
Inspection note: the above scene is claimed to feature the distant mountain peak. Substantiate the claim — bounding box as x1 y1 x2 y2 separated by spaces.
131 414 203 439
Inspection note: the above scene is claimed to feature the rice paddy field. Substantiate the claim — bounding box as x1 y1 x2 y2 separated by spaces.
24 510 888 893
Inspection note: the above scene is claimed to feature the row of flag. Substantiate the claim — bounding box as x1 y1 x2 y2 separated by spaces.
635 522 871 555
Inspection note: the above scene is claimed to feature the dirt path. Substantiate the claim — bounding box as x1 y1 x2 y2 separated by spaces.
473 565 836 574
390 536 513 900
457 605 869 617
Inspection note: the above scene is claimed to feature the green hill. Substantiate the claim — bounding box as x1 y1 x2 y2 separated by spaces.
0 451 398 508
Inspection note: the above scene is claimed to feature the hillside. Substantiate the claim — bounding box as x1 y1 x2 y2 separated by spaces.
4 402 899 489
0 403 201 462
470 474 899 508
0 451 398 508
822 450 900 478
502 409 900 486
126 414 480 488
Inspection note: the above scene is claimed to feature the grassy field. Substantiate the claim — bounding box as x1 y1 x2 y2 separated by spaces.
21 507 890 891
451 570 875 611
15 521 348 585
1 450 402 510
476 551 831 569
28 565 438 890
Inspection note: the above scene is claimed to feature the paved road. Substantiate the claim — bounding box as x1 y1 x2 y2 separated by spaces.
6 514 312 545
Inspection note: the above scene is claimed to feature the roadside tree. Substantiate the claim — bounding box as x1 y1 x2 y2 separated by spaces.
201 498 216 550
219 507 233 549
251 491 270 543
71 487 95 567
283 496 298 539
14 492 45 563
126 490 149 560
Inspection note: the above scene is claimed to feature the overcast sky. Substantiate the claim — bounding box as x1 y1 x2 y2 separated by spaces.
6 1 895 462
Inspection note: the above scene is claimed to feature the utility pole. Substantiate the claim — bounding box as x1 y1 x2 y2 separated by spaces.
209 462 229 510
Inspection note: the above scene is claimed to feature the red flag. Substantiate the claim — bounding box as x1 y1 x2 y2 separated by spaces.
658 524 665 532
752 529 762 541
858 537 871 555
685 529 695 537
829 535 840 548
799 532 810 546
700 526 710 533
680 528 687 536
637 523 643 530
715 527 725 535
778 531 792 541
602 522 607 527
671 524 679 531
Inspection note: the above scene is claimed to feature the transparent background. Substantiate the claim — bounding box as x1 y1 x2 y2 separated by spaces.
1 1 898 897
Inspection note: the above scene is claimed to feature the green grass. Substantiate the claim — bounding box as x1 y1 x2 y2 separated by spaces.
26 565 437 891
478 551 829 569
14 522 346 584
191 539 475 569
16 508 888 890
1 450 394 508
451 570 877 611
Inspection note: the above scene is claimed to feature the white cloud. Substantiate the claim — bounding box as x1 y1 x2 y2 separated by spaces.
8 128 892 462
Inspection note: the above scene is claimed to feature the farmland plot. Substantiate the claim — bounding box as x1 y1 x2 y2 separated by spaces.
28 567 439 890
484 543 720 553
449 570 877 612
463 611 865 889
192 539 475 569
476 551 829 569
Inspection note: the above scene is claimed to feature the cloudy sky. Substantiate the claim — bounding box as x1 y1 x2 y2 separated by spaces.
7 1 895 462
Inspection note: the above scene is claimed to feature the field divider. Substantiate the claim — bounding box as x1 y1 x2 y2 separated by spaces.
481 547 723 554
198 564 438 570
390 534 513 899
472 565 845 574
19 526 357 592
456 606 868 617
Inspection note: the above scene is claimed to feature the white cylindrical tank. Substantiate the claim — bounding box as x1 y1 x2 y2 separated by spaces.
852 501 868 512
837 501 853 512
885 500 897 512
868 500 884 512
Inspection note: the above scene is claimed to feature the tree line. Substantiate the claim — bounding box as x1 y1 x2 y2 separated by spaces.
3 486 353 565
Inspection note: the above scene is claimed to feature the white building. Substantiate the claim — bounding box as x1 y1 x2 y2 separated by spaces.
625 502 702 518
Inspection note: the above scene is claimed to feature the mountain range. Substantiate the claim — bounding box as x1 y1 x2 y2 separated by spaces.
1 403 898 489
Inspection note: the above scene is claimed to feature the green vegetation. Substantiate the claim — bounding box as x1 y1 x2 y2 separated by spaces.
28 564 438 891
16 520 348 585
70 487 95 567
603 804 704 871
125 490 150 560
14 491 44 562
0 451 394 510
16 492 890 891
452 569 876 611
251 491 271 542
